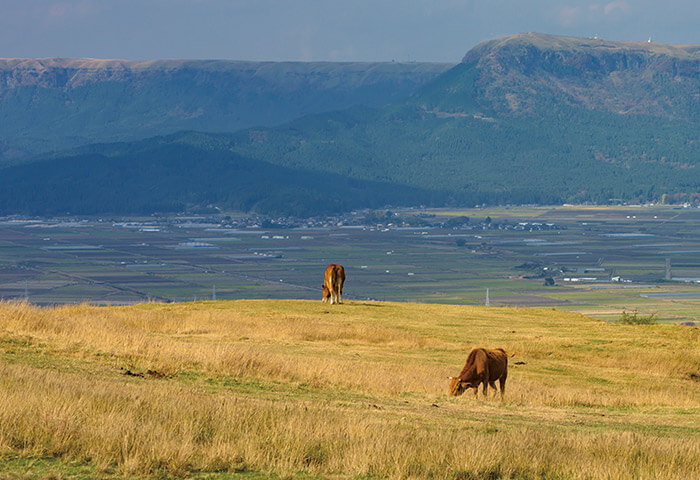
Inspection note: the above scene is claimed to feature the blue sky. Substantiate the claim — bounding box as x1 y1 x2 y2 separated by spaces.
1 1 697 62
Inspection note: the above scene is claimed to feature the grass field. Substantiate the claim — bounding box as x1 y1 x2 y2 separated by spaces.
1 299 698 479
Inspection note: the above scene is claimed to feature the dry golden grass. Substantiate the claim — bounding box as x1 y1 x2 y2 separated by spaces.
0 299 698 479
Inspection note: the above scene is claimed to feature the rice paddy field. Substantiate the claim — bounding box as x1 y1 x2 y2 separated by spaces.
0 205 698 324
0 299 698 479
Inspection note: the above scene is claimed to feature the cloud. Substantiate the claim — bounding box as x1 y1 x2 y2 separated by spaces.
52 1 101 20
8 1 103 24
48 3 68 18
557 1 630 26
603 0 629 15
558 6 583 26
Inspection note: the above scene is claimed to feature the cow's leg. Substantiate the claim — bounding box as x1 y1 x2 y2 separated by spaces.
499 377 506 400
489 381 498 398
337 287 343 304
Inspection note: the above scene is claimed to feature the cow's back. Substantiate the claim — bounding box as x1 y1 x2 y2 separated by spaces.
324 264 335 288
457 348 483 379
325 264 344 289
484 348 508 380
333 264 345 289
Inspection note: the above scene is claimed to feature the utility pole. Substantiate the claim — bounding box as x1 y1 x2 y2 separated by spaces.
485 288 490 307
24 280 28 302
212 285 216 301
665 258 671 281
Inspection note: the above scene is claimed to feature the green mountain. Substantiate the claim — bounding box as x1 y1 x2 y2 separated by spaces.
0 33 697 216
226 34 699 206
0 58 451 162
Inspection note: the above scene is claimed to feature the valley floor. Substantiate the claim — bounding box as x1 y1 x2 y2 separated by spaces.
0 205 698 325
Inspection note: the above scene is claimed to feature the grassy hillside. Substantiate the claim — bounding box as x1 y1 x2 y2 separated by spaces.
1 299 698 479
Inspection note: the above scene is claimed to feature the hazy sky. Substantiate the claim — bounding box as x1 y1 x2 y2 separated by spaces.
1 1 697 62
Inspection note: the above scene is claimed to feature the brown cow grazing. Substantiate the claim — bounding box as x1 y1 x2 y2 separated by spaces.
322 264 345 304
448 347 510 399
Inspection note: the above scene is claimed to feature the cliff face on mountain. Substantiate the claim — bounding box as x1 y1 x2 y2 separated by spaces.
416 33 699 120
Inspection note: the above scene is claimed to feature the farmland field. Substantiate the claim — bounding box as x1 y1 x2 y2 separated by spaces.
0 205 698 323
0 300 698 479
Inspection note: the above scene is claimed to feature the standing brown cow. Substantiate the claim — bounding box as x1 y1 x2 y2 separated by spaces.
322 264 345 304
448 347 510 399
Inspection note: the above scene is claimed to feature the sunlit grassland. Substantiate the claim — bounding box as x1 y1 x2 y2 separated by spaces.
422 204 690 221
423 205 554 219
1 299 698 479
547 284 700 323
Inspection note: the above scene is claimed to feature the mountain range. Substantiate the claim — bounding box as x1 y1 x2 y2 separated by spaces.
0 33 697 216
0 58 451 162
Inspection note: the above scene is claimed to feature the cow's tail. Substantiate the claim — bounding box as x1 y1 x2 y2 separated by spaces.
505 351 517 357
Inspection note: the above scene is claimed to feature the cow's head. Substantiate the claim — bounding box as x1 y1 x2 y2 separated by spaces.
321 285 330 302
448 377 475 396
